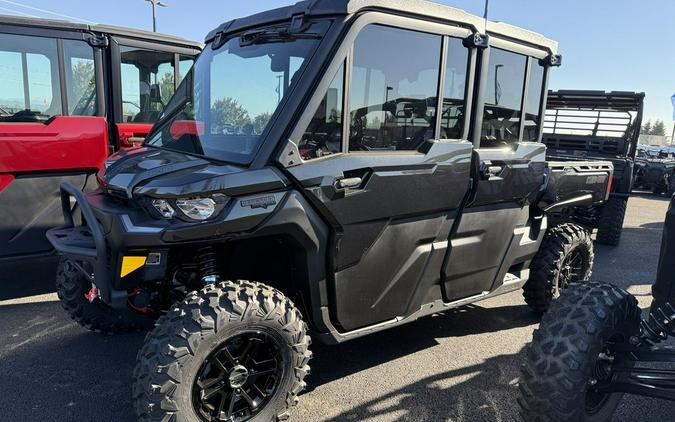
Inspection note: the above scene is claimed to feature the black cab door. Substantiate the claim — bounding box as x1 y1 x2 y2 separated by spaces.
284 16 476 331
441 43 551 301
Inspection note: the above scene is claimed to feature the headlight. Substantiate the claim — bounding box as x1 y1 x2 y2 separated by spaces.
152 199 175 218
175 198 216 220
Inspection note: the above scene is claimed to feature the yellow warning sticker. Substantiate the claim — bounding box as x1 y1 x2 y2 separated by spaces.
120 256 146 277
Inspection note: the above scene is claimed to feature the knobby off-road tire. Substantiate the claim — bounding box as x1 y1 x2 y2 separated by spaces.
56 257 154 334
596 197 628 246
668 176 675 195
523 223 594 313
519 282 641 422
133 280 311 422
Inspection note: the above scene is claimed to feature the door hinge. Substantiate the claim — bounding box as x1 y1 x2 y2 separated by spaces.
464 32 489 49
86 34 108 47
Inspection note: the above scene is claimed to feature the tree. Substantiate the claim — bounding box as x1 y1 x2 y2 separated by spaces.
210 97 251 134
642 120 652 135
652 120 666 136
159 72 175 105
252 112 272 134
70 60 95 114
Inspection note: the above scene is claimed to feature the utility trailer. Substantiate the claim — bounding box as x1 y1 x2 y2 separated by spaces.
0 15 201 260
542 90 645 245
45 1 613 420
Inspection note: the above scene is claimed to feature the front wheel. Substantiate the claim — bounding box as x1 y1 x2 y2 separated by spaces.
56 257 155 334
523 223 594 313
133 280 312 422
518 282 641 421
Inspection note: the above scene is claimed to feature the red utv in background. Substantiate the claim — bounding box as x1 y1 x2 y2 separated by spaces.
0 16 201 260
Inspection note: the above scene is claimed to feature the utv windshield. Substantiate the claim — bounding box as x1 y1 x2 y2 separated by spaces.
145 21 328 164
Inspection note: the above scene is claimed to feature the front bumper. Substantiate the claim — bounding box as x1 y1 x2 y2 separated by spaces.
47 182 288 308
47 182 169 308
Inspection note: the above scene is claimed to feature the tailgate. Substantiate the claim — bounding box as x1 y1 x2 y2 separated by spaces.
544 161 614 208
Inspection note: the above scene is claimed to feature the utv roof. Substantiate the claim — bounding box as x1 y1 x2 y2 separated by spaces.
0 14 202 49
547 90 646 112
205 0 558 54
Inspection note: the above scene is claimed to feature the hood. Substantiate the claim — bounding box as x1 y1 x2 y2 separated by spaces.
101 147 287 199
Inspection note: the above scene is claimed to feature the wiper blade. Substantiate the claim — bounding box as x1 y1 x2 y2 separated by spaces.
239 28 320 46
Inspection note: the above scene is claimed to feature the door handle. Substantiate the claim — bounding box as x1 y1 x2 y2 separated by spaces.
481 165 503 179
336 177 363 189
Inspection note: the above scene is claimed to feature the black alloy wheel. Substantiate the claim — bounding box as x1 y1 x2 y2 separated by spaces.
523 223 594 313
556 248 586 296
192 331 284 421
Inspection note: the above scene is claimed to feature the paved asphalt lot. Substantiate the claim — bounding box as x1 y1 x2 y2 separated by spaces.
2 193 675 421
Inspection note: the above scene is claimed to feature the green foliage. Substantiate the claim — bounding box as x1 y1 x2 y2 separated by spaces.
211 97 251 134
652 120 666 136
253 112 272 134
642 120 652 135
71 60 95 101
210 97 271 135
159 72 175 105
642 119 667 136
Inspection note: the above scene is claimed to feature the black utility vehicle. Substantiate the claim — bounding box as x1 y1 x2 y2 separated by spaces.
47 1 613 420
634 145 675 195
543 90 645 245
520 195 675 422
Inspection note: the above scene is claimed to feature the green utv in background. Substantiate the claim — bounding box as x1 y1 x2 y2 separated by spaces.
543 90 645 246
46 1 614 420
634 145 675 196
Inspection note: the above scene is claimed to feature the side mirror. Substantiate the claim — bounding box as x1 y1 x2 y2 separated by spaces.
170 120 205 140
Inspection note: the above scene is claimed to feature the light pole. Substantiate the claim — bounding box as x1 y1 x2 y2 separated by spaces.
144 0 167 32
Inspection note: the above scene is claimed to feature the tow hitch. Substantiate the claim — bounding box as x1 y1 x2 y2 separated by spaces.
84 286 100 303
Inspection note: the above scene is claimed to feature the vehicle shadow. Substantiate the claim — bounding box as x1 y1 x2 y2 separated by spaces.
306 301 539 392
320 349 527 421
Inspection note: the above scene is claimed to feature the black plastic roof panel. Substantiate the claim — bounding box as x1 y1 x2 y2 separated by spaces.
0 14 202 49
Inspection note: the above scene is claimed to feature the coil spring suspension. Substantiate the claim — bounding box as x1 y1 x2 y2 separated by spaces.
641 302 675 344
197 246 220 284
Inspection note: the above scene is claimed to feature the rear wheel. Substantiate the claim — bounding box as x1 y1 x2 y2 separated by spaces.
668 176 675 195
523 223 594 313
133 280 311 422
519 282 641 421
596 197 627 246
56 257 155 334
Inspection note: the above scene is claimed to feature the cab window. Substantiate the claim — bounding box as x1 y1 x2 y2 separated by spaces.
178 55 194 85
0 33 62 122
349 25 442 152
120 46 175 123
481 48 526 146
522 61 545 142
440 38 469 139
298 63 344 160
64 39 97 116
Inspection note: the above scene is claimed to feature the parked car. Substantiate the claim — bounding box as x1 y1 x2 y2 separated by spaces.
542 90 644 245
0 15 201 260
46 1 613 420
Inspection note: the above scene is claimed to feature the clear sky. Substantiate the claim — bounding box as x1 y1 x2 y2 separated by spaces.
1 0 673 133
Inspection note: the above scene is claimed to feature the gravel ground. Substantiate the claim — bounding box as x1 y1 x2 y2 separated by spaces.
1 193 673 421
